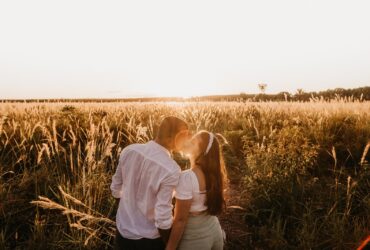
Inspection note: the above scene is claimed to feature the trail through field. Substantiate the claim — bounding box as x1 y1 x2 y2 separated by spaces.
219 182 249 250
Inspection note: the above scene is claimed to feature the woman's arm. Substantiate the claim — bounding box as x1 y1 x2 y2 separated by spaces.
165 198 192 250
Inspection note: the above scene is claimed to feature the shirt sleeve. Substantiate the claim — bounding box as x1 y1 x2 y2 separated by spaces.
110 149 127 198
154 169 181 230
174 171 193 200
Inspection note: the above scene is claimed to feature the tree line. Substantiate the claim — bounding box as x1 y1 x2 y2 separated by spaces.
1 86 369 103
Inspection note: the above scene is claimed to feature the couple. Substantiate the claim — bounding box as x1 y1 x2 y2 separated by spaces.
110 116 227 250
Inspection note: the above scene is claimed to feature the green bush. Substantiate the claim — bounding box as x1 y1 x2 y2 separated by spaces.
242 121 370 249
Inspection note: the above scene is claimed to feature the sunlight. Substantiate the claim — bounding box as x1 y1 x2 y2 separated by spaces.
1 0 369 98
145 83 212 98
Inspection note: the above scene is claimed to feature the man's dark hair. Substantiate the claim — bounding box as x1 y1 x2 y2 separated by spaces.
156 116 188 140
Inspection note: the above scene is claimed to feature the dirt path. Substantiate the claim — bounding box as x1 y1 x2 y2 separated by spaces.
219 182 249 250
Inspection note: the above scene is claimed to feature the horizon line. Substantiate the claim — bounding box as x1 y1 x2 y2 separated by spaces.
1 85 369 101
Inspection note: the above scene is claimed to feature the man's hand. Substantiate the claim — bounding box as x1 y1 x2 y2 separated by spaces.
158 228 171 245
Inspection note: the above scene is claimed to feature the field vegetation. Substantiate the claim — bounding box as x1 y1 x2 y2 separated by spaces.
0 100 369 249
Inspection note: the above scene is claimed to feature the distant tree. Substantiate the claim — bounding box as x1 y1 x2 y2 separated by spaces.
334 88 345 94
296 89 304 95
240 92 248 100
277 91 291 102
293 89 307 101
258 83 267 94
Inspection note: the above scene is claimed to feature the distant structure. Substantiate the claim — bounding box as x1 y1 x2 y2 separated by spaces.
258 83 267 94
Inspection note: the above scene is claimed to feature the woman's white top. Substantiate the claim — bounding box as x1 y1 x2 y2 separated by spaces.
174 169 208 212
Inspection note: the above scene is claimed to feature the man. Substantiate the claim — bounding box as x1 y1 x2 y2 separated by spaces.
110 116 190 250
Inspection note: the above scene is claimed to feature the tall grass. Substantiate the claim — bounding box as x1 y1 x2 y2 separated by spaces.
0 101 369 249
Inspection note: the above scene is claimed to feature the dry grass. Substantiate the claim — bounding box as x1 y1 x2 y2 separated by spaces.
1 100 369 249
31 185 115 246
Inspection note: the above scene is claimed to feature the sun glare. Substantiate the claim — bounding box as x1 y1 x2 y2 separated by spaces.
146 84 211 99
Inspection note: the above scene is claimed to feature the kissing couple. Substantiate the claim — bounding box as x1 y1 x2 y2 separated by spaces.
111 116 227 250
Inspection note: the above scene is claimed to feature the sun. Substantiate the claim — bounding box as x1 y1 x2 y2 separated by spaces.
146 85 199 99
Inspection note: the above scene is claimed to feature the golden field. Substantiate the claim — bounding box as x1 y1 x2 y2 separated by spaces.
0 101 369 249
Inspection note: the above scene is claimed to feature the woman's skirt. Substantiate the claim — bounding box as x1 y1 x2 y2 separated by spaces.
178 214 224 250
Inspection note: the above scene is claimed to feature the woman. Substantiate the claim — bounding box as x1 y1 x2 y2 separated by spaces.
166 130 227 250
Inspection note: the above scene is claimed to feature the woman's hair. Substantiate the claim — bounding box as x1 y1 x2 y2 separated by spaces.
194 131 228 215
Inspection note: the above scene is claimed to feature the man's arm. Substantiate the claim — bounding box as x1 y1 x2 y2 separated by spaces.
110 149 127 200
165 199 192 250
165 171 193 250
154 171 180 245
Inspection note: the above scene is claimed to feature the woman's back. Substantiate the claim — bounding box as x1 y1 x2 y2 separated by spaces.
175 169 207 213
174 168 224 250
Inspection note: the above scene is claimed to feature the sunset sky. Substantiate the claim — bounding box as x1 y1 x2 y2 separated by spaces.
0 0 369 99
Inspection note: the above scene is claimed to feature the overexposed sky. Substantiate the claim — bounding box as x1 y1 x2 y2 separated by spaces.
0 0 369 99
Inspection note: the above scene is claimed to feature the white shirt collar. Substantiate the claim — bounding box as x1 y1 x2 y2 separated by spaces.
149 140 171 157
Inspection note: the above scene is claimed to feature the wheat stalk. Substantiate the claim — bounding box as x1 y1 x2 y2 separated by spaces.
360 141 370 167
31 188 116 246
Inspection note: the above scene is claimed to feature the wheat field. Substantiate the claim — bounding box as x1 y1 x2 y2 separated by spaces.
0 101 369 249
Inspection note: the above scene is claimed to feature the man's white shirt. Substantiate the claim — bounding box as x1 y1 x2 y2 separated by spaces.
110 140 181 239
